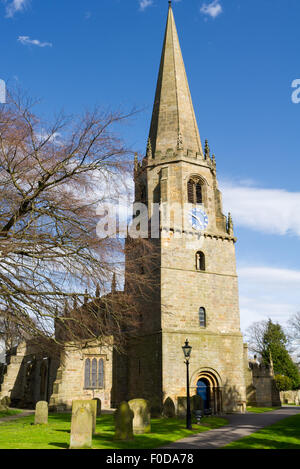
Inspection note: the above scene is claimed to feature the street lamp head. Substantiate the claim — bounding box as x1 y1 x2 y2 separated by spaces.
182 339 192 360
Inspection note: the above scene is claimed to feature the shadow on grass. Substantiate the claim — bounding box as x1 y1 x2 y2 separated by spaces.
48 442 69 449
224 414 300 449
92 415 228 450
0 411 228 450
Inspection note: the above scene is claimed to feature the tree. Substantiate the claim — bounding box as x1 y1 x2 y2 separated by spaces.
245 320 269 357
0 90 157 354
246 319 300 390
288 312 300 355
274 375 293 392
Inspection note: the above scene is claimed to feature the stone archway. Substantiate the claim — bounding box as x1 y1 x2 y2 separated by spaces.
193 369 223 415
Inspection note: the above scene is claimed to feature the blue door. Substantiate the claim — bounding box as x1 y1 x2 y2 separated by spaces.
197 379 209 409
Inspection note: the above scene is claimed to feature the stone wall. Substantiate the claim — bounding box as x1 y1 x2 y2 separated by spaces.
49 341 114 411
245 357 281 407
0 342 59 409
280 390 300 405
162 330 246 414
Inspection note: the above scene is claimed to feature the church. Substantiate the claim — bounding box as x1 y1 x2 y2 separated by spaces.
0 3 279 414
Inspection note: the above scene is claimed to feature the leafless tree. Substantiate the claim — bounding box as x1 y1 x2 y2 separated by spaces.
287 312 300 358
0 90 157 354
244 320 268 358
245 319 295 360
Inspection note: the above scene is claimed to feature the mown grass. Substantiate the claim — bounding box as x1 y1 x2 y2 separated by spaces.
0 409 23 419
246 406 281 414
224 413 300 449
0 413 228 449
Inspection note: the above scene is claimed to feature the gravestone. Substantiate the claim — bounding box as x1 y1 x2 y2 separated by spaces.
70 401 93 449
128 399 151 434
72 400 97 435
34 401 48 425
162 397 176 418
114 401 134 441
93 398 101 417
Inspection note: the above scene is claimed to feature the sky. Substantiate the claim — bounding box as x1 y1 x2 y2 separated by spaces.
1 0 300 334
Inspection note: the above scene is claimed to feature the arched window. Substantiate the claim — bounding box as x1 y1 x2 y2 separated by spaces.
188 177 203 204
196 251 205 271
98 359 104 388
199 307 206 328
84 357 105 389
84 358 91 388
91 358 97 388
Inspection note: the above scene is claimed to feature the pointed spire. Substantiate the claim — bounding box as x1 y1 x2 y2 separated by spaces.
111 273 117 294
84 289 88 305
148 5 203 158
64 299 69 317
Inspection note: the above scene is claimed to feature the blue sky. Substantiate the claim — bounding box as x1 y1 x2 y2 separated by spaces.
1 0 300 333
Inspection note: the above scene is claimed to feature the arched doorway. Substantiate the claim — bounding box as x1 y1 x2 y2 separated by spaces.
194 370 222 415
196 378 210 410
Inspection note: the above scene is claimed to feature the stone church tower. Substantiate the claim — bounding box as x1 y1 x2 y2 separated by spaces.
126 3 247 414
0 3 250 414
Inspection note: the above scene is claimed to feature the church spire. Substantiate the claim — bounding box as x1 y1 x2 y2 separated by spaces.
148 3 203 159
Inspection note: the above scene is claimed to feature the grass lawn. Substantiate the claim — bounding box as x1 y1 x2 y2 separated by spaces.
246 406 281 414
224 413 300 449
0 409 23 419
0 413 228 449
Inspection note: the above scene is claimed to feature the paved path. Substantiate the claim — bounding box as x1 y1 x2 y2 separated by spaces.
0 409 34 424
164 407 300 449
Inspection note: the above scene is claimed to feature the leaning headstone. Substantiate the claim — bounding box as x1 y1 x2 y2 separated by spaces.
114 401 134 441
162 397 176 418
93 398 102 417
70 401 93 449
34 401 48 425
72 400 97 435
128 399 151 434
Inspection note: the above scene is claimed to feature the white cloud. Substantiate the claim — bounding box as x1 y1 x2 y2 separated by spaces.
238 265 300 332
4 0 28 18
18 36 52 48
139 0 153 12
200 0 222 19
220 181 300 238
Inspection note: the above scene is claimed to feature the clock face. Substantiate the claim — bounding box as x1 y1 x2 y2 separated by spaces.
189 207 209 231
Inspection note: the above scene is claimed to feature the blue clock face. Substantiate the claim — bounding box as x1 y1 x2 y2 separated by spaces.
189 207 209 231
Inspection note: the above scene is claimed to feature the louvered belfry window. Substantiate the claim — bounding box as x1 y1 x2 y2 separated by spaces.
188 178 203 204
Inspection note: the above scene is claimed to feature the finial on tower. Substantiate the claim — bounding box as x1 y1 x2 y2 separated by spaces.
111 272 117 294
204 140 210 160
227 213 234 236
168 0 172 8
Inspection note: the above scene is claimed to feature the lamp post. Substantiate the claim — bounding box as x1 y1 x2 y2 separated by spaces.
182 339 192 430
